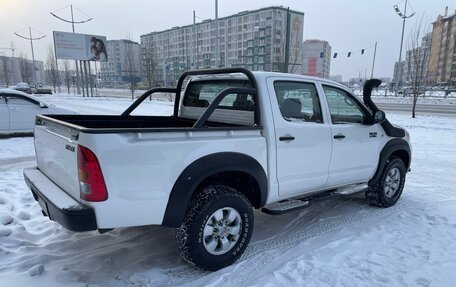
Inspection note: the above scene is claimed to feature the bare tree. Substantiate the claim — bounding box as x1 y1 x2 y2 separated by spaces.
124 39 140 99
406 18 431 118
19 53 33 84
0 56 11 87
142 46 155 89
287 38 303 74
45 45 59 92
62 60 72 94
279 14 303 74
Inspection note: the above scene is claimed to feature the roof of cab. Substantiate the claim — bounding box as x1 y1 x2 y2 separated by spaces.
188 71 350 91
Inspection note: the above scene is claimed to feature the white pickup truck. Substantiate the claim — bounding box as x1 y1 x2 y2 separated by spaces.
24 68 411 271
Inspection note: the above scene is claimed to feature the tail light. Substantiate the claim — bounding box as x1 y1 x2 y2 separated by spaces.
77 145 108 201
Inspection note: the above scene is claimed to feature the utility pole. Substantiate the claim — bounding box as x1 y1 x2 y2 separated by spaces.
371 41 377 78
283 7 291 73
14 27 46 84
11 42 15 57
193 10 197 70
215 0 219 68
51 4 93 96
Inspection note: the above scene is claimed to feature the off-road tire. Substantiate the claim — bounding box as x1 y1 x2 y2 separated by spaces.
176 185 254 271
366 156 406 207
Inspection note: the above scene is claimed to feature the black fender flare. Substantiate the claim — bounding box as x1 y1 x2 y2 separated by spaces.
162 152 268 227
369 138 411 186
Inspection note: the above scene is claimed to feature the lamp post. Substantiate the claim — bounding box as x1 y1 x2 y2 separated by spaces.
14 27 46 84
253 26 260 71
192 10 202 70
371 41 377 78
215 0 219 68
394 0 415 92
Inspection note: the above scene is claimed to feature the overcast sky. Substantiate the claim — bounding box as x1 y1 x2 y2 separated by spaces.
0 0 454 80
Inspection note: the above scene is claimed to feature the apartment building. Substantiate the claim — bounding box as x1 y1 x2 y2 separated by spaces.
392 61 405 88
0 56 44 87
140 6 304 86
403 33 432 85
301 39 331 79
100 39 141 88
428 7 456 86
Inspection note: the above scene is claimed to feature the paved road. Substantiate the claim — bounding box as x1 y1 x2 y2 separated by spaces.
377 103 455 116
95 89 455 116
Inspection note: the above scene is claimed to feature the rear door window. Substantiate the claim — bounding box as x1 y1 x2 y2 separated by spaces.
273 81 323 123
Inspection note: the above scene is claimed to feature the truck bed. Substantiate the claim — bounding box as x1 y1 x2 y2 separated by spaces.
38 114 251 133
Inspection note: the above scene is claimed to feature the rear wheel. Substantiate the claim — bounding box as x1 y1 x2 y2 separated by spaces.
176 185 254 271
366 156 406 207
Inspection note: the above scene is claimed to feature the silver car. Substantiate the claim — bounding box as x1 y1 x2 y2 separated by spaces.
0 89 77 136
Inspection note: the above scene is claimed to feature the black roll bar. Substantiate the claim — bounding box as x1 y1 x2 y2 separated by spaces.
174 67 259 125
193 87 257 128
121 67 260 126
121 87 177 116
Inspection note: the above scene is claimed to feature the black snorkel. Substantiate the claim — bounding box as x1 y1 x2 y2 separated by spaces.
362 79 405 138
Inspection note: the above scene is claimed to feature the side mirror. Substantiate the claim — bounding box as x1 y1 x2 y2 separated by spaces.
39 102 48 108
373 110 386 124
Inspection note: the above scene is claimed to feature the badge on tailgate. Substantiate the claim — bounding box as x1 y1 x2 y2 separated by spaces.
65 144 75 152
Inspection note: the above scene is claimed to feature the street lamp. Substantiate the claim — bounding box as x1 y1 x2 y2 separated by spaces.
394 0 415 91
215 0 219 68
192 10 203 70
14 27 46 84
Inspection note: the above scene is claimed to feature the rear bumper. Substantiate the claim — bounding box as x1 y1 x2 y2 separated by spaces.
23 167 97 232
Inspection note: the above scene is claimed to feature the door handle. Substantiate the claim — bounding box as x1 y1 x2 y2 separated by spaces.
279 136 295 141
333 134 346 139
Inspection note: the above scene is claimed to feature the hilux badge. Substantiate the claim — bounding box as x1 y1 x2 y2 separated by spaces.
65 144 75 152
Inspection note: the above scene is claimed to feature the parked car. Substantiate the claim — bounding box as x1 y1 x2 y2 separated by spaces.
14 82 33 94
24 68 411 271
0 88 77 136
35 87 53 95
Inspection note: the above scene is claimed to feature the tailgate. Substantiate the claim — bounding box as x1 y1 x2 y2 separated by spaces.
34 119 81 201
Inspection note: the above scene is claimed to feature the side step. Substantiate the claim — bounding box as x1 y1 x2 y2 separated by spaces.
262 183 368 215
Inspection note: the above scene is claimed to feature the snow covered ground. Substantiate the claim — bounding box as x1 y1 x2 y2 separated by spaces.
1 94 456 287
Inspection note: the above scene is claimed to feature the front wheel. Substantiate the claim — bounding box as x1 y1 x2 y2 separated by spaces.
366 156 406 207
176 185 254 271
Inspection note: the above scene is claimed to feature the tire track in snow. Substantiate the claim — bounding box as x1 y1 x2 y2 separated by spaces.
0 156 36 172
207 197 424 287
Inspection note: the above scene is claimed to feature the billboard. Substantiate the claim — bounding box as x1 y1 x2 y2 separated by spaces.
53 31 108 62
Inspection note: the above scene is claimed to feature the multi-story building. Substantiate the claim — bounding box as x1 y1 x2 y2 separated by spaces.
0 56 44 87
403 33 432 85
392 61 405 88
428 7 456 86
100 39 141 88
329 75 342 83
301 39 331 78
140 6 304 86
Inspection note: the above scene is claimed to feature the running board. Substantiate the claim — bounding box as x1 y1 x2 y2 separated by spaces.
333 183 368 195
262 183 368 215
